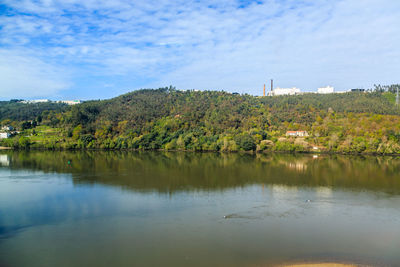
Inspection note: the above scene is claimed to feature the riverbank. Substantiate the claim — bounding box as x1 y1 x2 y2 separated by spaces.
1 146 400 157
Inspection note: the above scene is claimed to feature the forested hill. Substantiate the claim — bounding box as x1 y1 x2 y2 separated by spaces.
1 87 400 154
67 88 399 126
0 101 68 122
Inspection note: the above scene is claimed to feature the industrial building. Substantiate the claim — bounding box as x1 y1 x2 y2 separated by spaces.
270 87 301 96
317 86 334 94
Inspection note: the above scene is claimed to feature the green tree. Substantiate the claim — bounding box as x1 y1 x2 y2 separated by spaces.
235 134 256 151
18 136 31 149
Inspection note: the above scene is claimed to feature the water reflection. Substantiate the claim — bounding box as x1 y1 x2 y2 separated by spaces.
2 151 400 194
0 154 9 166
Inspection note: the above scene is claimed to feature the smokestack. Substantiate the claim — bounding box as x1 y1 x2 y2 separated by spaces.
271 79 273 92
263 84 265 96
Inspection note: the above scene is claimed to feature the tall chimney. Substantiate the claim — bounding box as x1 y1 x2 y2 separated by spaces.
271 79 273 92
263 84 265 96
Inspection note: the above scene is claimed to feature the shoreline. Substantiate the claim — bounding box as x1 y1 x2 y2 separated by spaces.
1 147 400 157
280 264 359 267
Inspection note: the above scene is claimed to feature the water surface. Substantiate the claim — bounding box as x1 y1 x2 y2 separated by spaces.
0 151 400 266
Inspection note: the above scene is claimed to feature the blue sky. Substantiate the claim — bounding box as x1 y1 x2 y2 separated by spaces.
0 0 399 100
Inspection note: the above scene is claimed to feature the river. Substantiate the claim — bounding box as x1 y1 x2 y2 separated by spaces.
0 151 399 266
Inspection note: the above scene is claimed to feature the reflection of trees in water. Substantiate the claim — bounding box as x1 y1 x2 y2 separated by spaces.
3 151 400 194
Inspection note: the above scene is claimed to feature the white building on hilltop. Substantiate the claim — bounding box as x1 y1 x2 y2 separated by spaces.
317 86 334 94
270 87 301 96
56 100 82 105
21 99 50 104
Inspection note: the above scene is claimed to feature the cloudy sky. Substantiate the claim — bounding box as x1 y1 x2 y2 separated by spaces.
0 0 399 100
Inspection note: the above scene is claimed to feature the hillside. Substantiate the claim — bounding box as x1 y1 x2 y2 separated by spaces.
1 87 400 154
0 101 69 122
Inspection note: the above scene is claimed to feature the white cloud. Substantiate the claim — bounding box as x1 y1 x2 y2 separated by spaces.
0 0 399 98
0 50 69 98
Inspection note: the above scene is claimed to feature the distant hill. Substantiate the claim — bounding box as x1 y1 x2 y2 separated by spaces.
65 88 399 130
0 101 69 122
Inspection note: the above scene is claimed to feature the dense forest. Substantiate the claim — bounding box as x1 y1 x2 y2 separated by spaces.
1 85 400 154
0 101 68 122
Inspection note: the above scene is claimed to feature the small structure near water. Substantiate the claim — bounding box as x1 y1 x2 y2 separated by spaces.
0 132 10 139
1 126 14 131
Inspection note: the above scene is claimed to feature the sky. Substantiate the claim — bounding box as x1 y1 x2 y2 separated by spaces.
0 0 399 100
